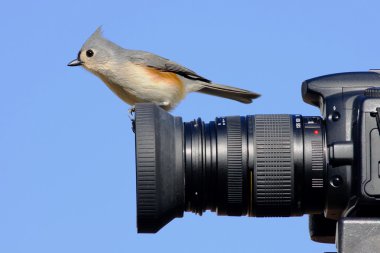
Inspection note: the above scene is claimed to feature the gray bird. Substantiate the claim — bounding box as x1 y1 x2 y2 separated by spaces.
68 27 260 111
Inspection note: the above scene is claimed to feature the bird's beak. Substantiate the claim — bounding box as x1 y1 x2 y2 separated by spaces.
67 59 83 67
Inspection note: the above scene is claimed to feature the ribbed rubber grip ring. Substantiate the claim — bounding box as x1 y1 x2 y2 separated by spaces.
135 106 158 221
227 117 243 205
254 115 293 216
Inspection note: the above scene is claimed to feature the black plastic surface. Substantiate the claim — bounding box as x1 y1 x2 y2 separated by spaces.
184 116 249 216
302 72 380 219
309 214 336 244
135 103 184 233
133 72 380 244
135 105 327 231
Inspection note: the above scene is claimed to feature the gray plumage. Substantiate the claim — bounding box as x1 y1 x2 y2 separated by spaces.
68 27 260 110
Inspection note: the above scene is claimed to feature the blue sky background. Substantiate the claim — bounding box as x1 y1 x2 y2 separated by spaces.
1 1 380 252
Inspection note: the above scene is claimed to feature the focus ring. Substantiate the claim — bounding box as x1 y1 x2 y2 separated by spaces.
254 115 293 216
226 117 244 214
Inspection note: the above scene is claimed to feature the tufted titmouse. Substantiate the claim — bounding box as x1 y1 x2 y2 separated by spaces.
68 27 260 111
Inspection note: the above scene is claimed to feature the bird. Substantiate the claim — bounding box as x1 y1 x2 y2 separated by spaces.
68 27 260 111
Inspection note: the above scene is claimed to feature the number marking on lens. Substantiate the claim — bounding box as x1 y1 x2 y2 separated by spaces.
295 116 301 128
217 117 226 126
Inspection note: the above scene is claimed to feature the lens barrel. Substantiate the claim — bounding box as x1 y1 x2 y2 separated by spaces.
184 116 249 216
135 103 326 233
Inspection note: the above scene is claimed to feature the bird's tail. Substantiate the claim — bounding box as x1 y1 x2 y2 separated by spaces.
196 82 260 104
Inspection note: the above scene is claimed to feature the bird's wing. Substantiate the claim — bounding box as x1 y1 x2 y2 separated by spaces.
127 50 211 83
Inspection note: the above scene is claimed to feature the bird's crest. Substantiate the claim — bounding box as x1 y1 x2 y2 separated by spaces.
85 26 104 44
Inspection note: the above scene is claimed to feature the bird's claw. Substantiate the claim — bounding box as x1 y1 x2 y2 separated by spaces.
128 105 136 115
128 106 136 133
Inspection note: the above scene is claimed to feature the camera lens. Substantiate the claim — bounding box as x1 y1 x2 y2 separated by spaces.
134 103 326 233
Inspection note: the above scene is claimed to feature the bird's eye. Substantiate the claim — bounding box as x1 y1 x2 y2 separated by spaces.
86 49 94 58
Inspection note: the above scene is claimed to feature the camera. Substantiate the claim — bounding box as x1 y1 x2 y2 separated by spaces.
133 71 380 250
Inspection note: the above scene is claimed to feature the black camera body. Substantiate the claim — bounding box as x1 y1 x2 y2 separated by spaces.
133 72 380 247
303 72 380 243
304 72 380 216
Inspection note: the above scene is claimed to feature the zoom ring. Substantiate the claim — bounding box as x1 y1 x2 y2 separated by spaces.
254 115 294 216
